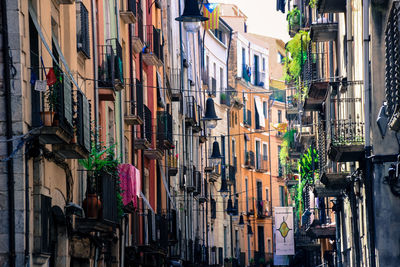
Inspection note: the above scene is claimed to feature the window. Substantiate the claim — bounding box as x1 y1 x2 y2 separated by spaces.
224 226 227 258
220 67 224 90
265 188 269 202
278 110 282 123
277 52 284 64
279 186 285 206
108 107 115 146
256 181 263 201
76 2 90 58
245 178 249 213
262 58 266 71
255 140 261 169
263 143 268 161
278 145 283 176
267 239 272 252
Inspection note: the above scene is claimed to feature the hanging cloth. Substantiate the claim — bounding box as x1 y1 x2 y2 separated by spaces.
118 164 137 208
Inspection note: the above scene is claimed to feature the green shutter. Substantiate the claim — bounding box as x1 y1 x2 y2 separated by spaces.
63 74 73 125
82 95 91 151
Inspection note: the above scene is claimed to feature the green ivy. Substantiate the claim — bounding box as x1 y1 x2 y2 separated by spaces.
294 147 319 219
279 128 296 170
284 31 310 84
287 7 301 30
309 0 317 8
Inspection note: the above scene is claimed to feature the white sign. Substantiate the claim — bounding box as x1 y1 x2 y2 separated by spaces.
34 80 47 92
275 206 295 255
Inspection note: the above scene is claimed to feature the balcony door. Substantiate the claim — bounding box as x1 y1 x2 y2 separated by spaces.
254 55 259 85
257 226 265 253
256 140 261 169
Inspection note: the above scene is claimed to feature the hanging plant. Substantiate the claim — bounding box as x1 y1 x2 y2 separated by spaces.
284 31 310 84
287 7 302 30
294 147 319 219
309 0 317 8
279 128 296 171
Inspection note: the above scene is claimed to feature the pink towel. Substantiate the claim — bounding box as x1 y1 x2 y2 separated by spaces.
118 164 137 208
134 167 141 197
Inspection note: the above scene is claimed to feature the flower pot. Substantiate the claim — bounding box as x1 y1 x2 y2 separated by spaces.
83 194 102 219
41 111 55 126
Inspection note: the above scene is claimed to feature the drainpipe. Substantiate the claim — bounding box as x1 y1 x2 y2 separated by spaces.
362 1 376 267
115 0 124 161
91 0 99 144
129 23 135 165
25 149 30 267
1 0 16 266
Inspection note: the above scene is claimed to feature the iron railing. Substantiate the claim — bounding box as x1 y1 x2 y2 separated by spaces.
98 38 124 88
143 105 152 143
330 97 365 146
302 51 329 84
144 25 163 62
245 151 255 168
257 200 270 218
185 96 198 125
135 1 144 42
210 77 217 96
157 111 173 149
256 154 268 171
125 100 140 118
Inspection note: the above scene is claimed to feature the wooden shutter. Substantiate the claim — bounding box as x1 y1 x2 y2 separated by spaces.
77 2 90 58
82 94 91 151
63 73 73 126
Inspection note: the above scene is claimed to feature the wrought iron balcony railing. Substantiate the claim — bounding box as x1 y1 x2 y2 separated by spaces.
256 154 268 172
124 100 143 125
156 111 173 149
131 1 144 53
98 39 124 90
120 0 137 24
244 151 255 169
143 105 152 143
143 25 163 65
257 200 271 218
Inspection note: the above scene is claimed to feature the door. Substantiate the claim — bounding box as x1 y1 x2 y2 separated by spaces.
257 226 265 253
254 55 259 85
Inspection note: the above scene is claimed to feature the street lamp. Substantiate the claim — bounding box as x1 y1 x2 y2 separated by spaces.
247 224 253 236
238 214 245 228
209 138 223 164
226 198 235 215
202 97 221 129
175 0 209 32
219 176 229 198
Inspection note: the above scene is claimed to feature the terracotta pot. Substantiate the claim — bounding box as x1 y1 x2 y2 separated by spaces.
83 194 102 219
41 111 55 126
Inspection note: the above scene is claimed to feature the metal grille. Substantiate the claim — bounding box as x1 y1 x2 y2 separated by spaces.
385 3 400 118
318 117 326 174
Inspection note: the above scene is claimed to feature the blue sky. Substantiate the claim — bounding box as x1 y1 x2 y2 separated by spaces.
212 0 290 42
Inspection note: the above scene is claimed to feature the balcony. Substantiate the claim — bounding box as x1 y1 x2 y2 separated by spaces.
257 200 271 218
124 100 143 125
320 172 351 189
310 20 338 42
256 154 268 172
144 121 163 160
198 178 208 203
185 96 199 127
193 169 201 196
317 0 346 14
135 104 151 150
156 111 173 149
168 68 182 102
120 0 137 24
98 39 124 100
210 77 217 96
244 109 252 127
143 25 163 66
303 52 329 111
167 153 178 176
244 151 255 169
252 69 267 88
32 70 74 145
242 64 251 82
313 183 343 198
306 221 336 239
76 171 119 232
328 97 365 162
53 90 91 159
132 2 144 53
202 69 209 89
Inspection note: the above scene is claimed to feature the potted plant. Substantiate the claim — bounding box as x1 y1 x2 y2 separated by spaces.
79 142 116 218
287 8 302 37
220 92 227 105
42 83 59 126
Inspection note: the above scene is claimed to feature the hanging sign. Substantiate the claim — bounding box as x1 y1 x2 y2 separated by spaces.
34 80 47 92
275 206 295 255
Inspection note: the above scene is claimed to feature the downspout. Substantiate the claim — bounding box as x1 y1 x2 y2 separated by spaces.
116 0 124 161
129 24 135 165
363 1 375 267
1 0 16 266
25 149 30 267
91 0 99 144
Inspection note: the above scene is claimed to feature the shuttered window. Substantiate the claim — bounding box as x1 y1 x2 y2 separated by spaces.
385 3 400 120
76 2 90 58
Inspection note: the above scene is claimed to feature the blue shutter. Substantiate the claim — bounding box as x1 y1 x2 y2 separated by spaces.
82 95 91 151
63 74 73 126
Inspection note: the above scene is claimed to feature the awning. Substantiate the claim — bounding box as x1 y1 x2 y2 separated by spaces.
254 96 265 127
140 192 154 213
157 71 166 108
